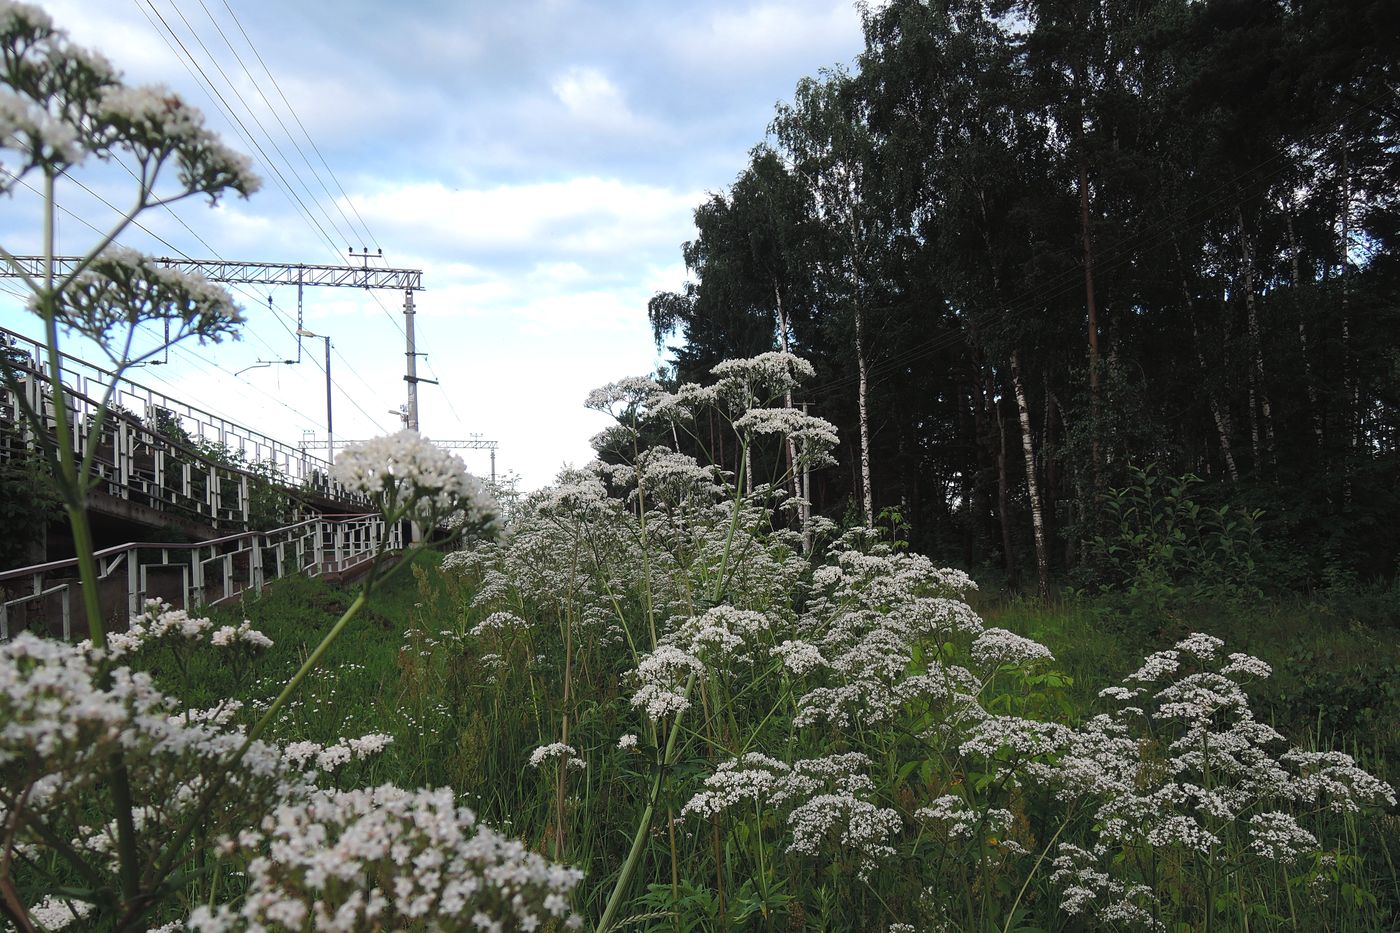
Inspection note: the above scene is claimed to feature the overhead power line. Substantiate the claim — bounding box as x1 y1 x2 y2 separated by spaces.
132 0 346 262
210 0 381 251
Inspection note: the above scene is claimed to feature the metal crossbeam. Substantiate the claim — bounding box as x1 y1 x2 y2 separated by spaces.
312 438 498 451
0 255 424 291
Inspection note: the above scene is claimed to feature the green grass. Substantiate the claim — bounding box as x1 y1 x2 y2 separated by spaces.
156 563 1400 929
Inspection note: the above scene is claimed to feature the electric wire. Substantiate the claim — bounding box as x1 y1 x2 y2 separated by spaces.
5 171 390 434
153 0 355 251
59 169 392 434
132 0 347 262
179 0 361 252
207 0 381 251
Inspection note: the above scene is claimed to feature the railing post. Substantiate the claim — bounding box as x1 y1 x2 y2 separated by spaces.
128 551 140 619
60 586 70 641
313 521 325 575
191 546 205 608
154 443 165 508
210 464 222 524
250 534 265 594
239 473 250 527
117 419 131 498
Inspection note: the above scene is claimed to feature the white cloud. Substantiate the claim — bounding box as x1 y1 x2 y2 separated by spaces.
350 177 700 265
669 2 861 74
553 67 626 121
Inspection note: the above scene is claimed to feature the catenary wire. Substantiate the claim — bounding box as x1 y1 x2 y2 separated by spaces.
206 0 380 251
133 0 347 262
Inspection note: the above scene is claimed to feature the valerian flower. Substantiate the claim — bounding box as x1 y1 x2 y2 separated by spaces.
334 430 495 527
188 785 582 931
39 245 245 348
1034 633 1395 928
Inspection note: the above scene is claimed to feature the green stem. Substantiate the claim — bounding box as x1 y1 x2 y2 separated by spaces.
1002 814 1073 933
597 671 696 932
712 439 749 605
246 590 367 745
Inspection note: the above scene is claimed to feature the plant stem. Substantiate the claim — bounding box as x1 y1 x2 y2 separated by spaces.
597 672 696 932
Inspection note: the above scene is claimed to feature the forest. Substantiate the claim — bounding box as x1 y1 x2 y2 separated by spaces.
646 0 1400 596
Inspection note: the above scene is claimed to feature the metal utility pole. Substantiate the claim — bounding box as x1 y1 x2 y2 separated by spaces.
404 289 419 431
297 328 333 456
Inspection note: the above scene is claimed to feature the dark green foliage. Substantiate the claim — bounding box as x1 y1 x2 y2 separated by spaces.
652 0 1400 590
0 449 59 568
1078 462 1265 615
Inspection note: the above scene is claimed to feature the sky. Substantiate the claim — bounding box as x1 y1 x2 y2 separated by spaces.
0 0 869 489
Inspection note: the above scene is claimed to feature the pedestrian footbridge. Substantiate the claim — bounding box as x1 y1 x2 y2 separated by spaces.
0 324 396 637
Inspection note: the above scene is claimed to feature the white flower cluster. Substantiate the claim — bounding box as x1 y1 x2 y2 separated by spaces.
47 245 245 348
669 605 773 666
584 375 663 417
732 406 840 467
710 352 816 409
97 83 260 199
0 1 114 174
210 619 274 649
633 447 726 506
969 627 1053 670
1 1 257 196
24 895 92 931
1 630 312 900
469 610 528 637
282 733 394 774
629 644 704 721
528 742 586 771
2 626 589 928
682 752 899 877
1031 632 1396 926
189 785 582 932
334 430 495 527
915 794 1014 842
98 600 272 658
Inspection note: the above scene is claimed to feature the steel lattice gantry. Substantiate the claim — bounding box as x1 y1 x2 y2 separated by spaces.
2 255 423 291
1 254 429 432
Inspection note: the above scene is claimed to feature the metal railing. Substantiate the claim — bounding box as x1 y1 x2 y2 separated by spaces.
0 514 403 640
2 325 369 530
2 323 345 491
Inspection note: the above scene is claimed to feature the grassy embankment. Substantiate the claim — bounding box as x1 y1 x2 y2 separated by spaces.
185 554 1400 928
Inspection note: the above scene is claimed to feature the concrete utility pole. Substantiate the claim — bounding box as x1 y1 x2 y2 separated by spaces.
297 328 333 456
404 289 418 431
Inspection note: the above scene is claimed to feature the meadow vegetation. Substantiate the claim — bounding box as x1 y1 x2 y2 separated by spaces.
2 1 1397 929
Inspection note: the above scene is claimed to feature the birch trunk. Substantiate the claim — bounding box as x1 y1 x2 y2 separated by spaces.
1340 144 1355 505
1078 149 1103 493
1011 350 1050 599
1284 205 1325 447
854 298 874 526
1238 207 1275 467
775 282 801 505
1176 242 1239 481
992 370 1018 585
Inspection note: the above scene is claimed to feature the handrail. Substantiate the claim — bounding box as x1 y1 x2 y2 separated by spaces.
0 514 402 640
0 515 377 583
2 322 332 477
3 360 356 495
3 351 371 532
